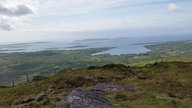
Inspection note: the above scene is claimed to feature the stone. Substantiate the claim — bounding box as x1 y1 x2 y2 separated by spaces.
59 87 110 108
92 83 136 92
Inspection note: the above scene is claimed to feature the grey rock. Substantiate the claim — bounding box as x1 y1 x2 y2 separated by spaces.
59 87 110 108
92 83 136 92
33 92 46 102
16 92 47 105
79 76 95 80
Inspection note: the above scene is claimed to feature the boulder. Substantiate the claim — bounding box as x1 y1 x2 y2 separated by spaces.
59 87 110 108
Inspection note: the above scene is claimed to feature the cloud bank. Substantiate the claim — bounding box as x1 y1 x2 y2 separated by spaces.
0 1 35 31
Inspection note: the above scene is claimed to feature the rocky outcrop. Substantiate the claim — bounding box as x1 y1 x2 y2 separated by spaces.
92 83 136 92
59 83 137 108
59 87 110 108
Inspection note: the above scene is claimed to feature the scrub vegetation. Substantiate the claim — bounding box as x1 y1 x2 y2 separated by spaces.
0 61 192 107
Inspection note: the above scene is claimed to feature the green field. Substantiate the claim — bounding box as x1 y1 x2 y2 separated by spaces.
0 41 192 84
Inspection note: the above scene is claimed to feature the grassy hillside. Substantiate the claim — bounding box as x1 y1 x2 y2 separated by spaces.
0 61 191 108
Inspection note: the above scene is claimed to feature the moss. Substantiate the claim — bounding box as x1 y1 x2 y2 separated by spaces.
115 94 128 101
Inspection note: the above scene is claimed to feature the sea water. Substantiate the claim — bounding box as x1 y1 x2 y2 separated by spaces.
0 35 191 55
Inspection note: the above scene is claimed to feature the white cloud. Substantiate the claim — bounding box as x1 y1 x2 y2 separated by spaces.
168 3 182 13
0 4 34 16
0 0 36 31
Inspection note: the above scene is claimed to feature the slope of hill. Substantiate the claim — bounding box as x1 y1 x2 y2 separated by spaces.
0 61 192 108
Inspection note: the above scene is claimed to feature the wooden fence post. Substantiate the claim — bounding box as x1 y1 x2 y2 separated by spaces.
27 74 29 83
12 81 14 87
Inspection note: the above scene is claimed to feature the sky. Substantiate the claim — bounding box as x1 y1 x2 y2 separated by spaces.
0 0 192 43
